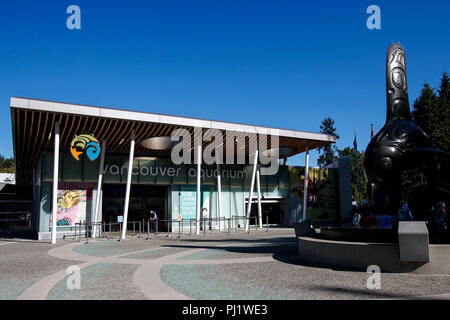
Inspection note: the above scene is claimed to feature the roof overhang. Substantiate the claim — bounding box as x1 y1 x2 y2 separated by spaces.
10 97 336 184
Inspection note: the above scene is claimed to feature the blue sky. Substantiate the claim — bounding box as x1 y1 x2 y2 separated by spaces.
0 0 448 166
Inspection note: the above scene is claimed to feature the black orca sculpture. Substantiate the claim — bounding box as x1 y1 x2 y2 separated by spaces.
363 43 450 220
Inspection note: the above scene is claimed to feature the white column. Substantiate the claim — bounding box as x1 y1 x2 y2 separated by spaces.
245 149 258 231
217 163 223 231
302 148 309 221
120 130 135 241
92 140 106 238
51 122 60 244
196 142 202 235
256 169 263 229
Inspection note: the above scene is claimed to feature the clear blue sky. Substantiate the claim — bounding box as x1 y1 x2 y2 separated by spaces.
0 0 448 166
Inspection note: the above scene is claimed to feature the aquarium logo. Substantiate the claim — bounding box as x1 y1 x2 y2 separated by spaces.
70 134 101 161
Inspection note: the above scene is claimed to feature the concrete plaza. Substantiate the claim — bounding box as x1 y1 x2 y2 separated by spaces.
1 228 449 300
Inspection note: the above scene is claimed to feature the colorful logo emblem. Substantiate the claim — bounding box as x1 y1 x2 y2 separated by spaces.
70 134 101 161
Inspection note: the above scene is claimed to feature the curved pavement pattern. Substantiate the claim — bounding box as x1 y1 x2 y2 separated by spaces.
1 231 449 300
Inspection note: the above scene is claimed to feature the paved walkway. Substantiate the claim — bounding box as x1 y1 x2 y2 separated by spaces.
1 229 450 300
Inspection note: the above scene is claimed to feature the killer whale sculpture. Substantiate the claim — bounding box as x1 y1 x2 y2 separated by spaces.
363 43 450 221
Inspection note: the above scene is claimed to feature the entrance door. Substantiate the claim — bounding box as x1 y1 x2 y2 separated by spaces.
246 200 283 226
102 184 168 230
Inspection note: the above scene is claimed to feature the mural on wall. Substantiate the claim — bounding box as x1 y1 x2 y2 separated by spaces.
289 166 339 223
56 189 87 226
70 134 101 161
50 182 93 227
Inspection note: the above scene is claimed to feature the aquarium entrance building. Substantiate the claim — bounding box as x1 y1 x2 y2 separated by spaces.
9 97 349 241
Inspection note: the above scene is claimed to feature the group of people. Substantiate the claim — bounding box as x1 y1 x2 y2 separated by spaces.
352 200 448 231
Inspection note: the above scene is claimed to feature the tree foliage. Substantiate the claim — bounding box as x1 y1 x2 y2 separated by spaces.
0 154 14 173
412 72 450 152
338 147 367 202
317 117 339 167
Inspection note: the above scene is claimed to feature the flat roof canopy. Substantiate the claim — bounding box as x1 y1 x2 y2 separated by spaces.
10 97 336 184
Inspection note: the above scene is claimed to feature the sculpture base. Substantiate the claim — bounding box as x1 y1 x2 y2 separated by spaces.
297 236 450 274
294 222 450 274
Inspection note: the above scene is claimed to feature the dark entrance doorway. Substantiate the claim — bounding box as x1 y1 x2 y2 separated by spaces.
102 184 168 230
246 200 283 225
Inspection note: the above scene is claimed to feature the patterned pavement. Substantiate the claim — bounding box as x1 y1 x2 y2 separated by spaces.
1 229 450 300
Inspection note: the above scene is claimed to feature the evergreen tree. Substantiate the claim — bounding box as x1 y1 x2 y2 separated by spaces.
317 117 339 167
338 147 367 201
412 73 450 152
411 82 438 142
436 72 450 152
0 154 14 173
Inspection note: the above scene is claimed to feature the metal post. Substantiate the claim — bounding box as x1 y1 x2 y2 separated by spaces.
303 147 309 222
245 149 259 231
266 215 269 232
196 139 202 235
147 220 150 239
256 170 263 229
190 219 192 236
228 218 231 235
156 220 158 235
92 140 106 239
178 220 181 238
120 130 135 241
217 163 223 231
51 121 60 244
133 221 136 236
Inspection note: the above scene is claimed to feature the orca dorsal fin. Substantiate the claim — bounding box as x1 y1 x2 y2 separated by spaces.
385 43 412 125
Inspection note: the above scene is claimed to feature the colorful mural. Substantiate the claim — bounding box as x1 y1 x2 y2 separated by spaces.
289 166 339 224
55 189 87 226
70 134 101 161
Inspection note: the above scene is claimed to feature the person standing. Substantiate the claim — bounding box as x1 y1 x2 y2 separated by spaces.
149 209 158 233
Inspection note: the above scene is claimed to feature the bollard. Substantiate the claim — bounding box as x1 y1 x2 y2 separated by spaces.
203 218 206 237
189 219 192 236
266 216 269 232
156 220 158 235
109 221 112 238
178 220 181 238
228 218 231 235
147 220 150 239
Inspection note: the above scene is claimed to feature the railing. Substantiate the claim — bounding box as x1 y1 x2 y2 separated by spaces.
72 215 271 241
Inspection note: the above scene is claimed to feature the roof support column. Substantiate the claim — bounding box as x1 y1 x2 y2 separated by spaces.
256 169 263 229
92 140 106 238
216 162 223 231
120 130 135 241
51 121 60 244
303 147 309 222
245 149 258 232
196 140 202 235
